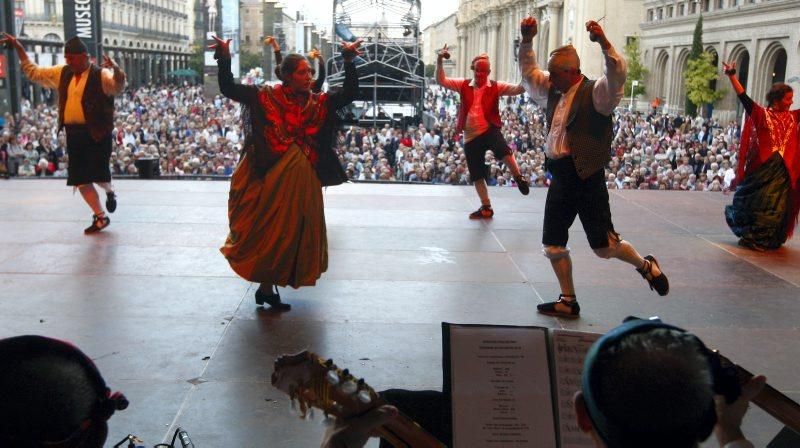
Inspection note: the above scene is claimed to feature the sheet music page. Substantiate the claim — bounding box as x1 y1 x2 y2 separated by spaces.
550 329 601 448
449 325 556 448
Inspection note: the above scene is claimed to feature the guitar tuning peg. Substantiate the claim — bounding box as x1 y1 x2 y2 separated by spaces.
326 370 340 385
325 359 334 367
341 379 357 395
342 368 350 377
357 389 372 404
357 378 365 386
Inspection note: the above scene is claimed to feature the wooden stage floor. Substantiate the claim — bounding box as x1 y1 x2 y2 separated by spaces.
0 179 797 446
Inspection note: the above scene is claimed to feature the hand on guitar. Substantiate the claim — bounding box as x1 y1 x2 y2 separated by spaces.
321 405 398 448
714 374 766 446
271 351 445 448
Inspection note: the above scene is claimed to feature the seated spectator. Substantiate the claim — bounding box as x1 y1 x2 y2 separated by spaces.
54 161 68 177
320 318 763 448
18 158 36 177
0 335 128 447
0 140 8 178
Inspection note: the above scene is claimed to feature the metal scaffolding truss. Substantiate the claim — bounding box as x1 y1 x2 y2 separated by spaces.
327 0 424 126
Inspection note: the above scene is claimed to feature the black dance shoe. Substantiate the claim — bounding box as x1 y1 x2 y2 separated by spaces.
537 294 580 318
637 254 669 296
106 192 117 213
84 214 110 234
255 287 291 311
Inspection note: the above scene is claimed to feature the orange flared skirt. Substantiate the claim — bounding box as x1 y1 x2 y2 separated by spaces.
220 145 327 287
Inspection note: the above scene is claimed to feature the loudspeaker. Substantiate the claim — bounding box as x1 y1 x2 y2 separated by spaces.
134 158 160 179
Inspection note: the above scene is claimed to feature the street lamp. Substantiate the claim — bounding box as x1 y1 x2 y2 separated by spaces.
630 79 639 111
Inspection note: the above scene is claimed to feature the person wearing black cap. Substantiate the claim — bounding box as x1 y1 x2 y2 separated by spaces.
1 33 126 234
574 317 761 448
0 335 128 447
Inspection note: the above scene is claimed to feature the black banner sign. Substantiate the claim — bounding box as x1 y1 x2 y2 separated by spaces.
62 0 103 58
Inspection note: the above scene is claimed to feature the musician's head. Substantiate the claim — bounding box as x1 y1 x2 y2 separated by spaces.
575 319 718 448
0 336 127 448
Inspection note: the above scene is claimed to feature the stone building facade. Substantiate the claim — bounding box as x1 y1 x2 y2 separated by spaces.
240 0 298 56
639 0 800 120
17 0 193 87
422 13 458 76
454 0 643 83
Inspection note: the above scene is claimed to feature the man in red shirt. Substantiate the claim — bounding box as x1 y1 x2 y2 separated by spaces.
436 45 530 219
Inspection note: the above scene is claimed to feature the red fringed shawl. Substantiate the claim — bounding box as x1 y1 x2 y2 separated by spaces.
257 85 329 166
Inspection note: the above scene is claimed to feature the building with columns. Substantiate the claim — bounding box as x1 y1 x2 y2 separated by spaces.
638 0 800 120
422 13 458 75
240 0 298 56
454 0 643 84
14 0 193 89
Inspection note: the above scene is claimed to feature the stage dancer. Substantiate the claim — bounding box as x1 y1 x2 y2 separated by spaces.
723 62 800 251
517 17 669 318
264 36 326 93
1 33 125 234
212 35 361 310
435 45 530 220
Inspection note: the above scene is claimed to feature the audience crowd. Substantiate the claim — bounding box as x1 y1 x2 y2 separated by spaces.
1 83 742 193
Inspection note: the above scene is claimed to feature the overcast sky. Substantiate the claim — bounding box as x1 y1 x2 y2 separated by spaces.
278 0 459 31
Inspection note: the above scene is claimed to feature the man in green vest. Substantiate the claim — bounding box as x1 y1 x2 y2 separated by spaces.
2 33 126 234
517 17 669 318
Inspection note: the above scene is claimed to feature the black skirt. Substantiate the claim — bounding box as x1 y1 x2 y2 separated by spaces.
725 152 791 249
65 125 112 186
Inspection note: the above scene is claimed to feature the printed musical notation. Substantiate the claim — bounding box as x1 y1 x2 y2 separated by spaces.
449 326 556 448
552 331 602 448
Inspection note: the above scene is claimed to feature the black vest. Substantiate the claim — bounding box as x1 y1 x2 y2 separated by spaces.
58 64 115 143
545 77 613 179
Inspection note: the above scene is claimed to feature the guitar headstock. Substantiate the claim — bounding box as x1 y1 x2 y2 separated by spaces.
271 351 381 420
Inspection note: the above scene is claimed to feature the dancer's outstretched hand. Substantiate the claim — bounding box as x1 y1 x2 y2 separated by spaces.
341 39 363 62
722 61 736 76
437 44 450 60
585 20 609 48
0 32 22 51
520 16 538 41
308 47 321 60
101 55 119 70
208 35 231 59
264 35 280 52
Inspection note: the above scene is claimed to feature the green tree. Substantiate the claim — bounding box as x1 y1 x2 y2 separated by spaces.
239 50 264 73
684 51 724 116
623 36 648 99
685 15 704 116
425 64 436 78
188 44 205 84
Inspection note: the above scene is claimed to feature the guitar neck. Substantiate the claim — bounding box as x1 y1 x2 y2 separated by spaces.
732 362 800 433
376 409 445 448
752 382 800 434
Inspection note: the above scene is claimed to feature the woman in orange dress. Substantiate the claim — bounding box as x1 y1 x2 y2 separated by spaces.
211 36 361 309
